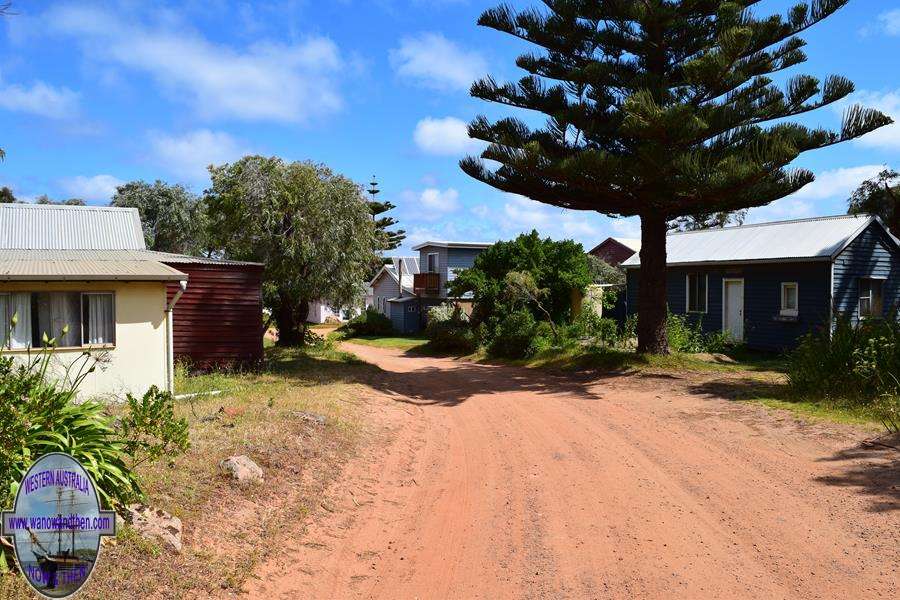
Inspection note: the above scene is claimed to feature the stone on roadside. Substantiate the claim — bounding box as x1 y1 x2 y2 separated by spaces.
220 455 264 483
127 504 182 552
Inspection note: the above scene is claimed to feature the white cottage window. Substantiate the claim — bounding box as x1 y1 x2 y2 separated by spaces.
0 291 116 349
780 282 799 317
859 278 884 318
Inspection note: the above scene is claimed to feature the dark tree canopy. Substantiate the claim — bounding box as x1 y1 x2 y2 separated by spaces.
847 168 899 238
0 187 16 204
462 0 891 353
111 180 207 254
669 209 747 232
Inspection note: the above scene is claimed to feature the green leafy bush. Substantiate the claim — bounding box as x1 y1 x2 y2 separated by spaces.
788 315 900 401
665 311 736 353
341 307 394 336
120 386 190 469
426 303 476 353
489 309 538 359
568 310 620 346
0 346 190 571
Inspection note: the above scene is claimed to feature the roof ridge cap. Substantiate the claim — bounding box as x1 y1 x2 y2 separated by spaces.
666 214 864 237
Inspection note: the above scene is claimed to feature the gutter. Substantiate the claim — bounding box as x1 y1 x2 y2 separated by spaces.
165 279 188 394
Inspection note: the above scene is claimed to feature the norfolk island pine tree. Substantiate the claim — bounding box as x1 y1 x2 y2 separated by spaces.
461 0 892 354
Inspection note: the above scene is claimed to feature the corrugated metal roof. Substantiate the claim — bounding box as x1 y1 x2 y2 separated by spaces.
621 214 877 267
0 250 187 281
390 256 420 274
141 250 262 266
0 204 146 250
411 241 493 250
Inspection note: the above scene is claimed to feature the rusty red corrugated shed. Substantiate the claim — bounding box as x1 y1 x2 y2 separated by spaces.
163 261 264 367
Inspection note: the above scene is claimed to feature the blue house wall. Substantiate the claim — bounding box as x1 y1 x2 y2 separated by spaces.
389 300 421 335
832 222 900 322
626 261 831 351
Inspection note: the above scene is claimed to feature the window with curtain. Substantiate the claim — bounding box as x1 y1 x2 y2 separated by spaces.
82 293 115 345
33 292 82 347
0 291 116 349
687 273 707 313
0 293 34 349
859 278 884 319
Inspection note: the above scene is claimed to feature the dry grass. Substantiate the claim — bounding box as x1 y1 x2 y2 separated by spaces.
0 343 377 600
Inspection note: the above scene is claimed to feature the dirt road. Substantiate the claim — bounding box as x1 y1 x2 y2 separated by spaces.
245 344 899 599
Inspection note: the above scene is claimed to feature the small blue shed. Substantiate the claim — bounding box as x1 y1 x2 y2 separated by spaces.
622 215 900 351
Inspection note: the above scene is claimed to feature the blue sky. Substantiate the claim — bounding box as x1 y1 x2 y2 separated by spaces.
0 1 898 255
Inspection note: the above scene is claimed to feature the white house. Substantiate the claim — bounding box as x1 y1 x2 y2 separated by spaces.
368 257 419 316
0 204 189 399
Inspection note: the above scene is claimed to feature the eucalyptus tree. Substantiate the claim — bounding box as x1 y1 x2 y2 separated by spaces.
112 181 207 254
462 0 891 353
205 156 378 345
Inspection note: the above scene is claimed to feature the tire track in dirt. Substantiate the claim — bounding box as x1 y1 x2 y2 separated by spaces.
242 344 899 599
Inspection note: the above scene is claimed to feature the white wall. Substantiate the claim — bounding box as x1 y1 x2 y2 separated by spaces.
1 281 168 401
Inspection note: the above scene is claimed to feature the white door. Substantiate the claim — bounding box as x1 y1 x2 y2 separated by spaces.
723 280 744 342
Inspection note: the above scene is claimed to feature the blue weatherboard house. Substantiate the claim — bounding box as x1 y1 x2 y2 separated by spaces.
370 241 492 334
622 215 900 351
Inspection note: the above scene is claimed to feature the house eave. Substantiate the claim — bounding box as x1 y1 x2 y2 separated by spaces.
622 256 833 270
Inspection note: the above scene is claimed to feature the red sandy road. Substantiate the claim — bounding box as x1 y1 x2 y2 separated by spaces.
245 344 899 599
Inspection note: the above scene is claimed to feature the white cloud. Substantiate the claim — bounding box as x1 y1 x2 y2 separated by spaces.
148 129 249 182
471 204 490 218
879 9 900 35
390 32 487 92
845 90 900 150
748 164 885 223
0 77 79 119
419 188 461 216
609 217 641 239
413 117 484 156
43 4 345 123
59 174 124 201
502 194 601 240
790 165 885 200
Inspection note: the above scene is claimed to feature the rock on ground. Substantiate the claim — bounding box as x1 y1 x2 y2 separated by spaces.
221 455 264 482
127 504 182 552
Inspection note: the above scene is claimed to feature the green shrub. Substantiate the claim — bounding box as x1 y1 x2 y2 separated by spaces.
568 310 619 346
530 321 556 354
788 315 900 401
341 307 394 336
489 309 538 359
426 303 476 353
665 311 738 353
0 347 190 571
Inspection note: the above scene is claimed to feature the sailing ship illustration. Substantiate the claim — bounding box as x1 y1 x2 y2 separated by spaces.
24 488 94 593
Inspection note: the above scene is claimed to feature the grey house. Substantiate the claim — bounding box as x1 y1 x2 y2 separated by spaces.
368 256 419 317
372 241 492 334
622 215 900 351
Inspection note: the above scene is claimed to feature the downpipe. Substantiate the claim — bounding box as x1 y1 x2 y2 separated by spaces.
166 280 188 394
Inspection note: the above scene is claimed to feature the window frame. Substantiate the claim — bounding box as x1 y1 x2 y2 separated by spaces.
859 277 885 319
427 252 439 274
0 290 117 351
780 282 799 317
685 273 708 314
80 291 117 348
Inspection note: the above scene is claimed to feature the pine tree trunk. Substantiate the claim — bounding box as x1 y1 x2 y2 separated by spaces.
637 212 669 354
